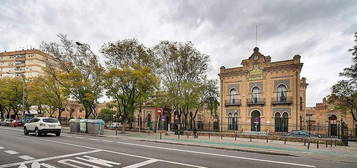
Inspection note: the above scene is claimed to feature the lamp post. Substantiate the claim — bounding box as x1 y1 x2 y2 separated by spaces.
113 114 118 136
75 41 98 119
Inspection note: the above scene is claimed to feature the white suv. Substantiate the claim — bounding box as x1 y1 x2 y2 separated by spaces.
24 117 61 136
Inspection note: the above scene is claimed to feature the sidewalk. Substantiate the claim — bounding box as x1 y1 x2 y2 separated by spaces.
63 127 357 162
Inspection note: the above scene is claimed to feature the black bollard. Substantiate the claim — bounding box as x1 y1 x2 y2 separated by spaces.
250 135 252 142
221 134 223 140
235 133 237 141
178 134 180 140
284 138 287 144
208 133 210 140
160 132 162 140
325 141 328 148
307 140 310 150
330 140 333 147
304 139 306 146
334 140 337 146
266 136 268 143
317 141 319 149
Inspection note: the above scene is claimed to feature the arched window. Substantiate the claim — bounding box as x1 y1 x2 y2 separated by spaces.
328 115 337 136
277 85 287 102
282 112 289 132
229 88 237 104
252 87 260 103
228 112 238 130
275 112 282 132
251 110 261 131
300 97 303 110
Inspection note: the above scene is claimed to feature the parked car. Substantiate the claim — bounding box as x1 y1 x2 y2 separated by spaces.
108 122 121 128
4 119 14 126
0 119 5 126
287 130 321 138
24 117 61 136
9 120 23 127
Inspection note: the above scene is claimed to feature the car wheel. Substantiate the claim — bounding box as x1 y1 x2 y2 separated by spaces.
43 133 47 136
35 128 40 137
56 132 61 136
24 127 29 135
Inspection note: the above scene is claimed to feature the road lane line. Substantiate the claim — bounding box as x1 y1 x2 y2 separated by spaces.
0 128 315 168
4 150 18 155
0 149 102 168
18 155 35 161
0 146 4 149
89 138 100 141
122 159 158 168
114 141 316 168
102 140 113 143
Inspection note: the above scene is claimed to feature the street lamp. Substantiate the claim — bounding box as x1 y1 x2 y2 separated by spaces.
75 41 98 119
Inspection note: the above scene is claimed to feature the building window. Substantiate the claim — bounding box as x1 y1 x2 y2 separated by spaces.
300 97 303 110
228 113 238 130
251 110 261 131
282 112 289 132
229 88 237 104
275 112 289 132
275 112 282 132
277 85 287 102
328 115 337 136
252 87 260 103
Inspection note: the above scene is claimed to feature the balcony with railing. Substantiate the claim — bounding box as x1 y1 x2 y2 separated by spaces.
271 96 293 105
225 99 241 106
247 97 265 106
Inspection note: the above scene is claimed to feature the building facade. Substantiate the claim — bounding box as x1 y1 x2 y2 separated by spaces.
0 49 55 78
218 47 308 132
306 98 356 138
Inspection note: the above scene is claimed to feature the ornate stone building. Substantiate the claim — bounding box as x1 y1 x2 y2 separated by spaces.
306 98 356 138
218 47 308 132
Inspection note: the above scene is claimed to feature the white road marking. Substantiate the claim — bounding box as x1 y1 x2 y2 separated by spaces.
75 137 84 139
18 155 35 161
40 163 57 168
122 159 158 168
75 155 121 167
0 149 102 168
0 146 4 149
89 138 100 141
4 150 18 155
102 140 113 143
114 141 316 168
58 159 102 168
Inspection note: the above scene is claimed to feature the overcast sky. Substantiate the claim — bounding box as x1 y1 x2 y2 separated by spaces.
0 0 356 106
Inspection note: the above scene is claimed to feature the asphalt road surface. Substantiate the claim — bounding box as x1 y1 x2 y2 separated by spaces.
0 126 356 168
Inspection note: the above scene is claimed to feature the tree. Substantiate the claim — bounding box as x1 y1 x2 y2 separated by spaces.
101 39 159 133
97 108 116 123
28 75 68 118
329 32 357 121
0 77 25 119
153 41 210 130
41 34 104 118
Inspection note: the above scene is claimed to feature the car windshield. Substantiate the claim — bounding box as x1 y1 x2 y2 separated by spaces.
43 118 59 123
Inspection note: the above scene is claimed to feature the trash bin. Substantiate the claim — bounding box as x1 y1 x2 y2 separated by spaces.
87 119 105 135
69 119 80 133
80 119 89 133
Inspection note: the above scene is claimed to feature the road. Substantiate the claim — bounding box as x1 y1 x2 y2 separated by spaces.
0 126 355 168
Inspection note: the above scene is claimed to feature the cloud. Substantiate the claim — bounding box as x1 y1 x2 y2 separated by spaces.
0 0 356 106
